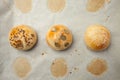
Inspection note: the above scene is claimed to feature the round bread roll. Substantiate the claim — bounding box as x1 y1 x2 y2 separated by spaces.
46 25 73 50
84 24 111 51
9 25 37 50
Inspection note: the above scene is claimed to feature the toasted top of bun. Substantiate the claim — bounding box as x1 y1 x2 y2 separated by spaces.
46 25 73 50
84 24 110 51
9 25 37 50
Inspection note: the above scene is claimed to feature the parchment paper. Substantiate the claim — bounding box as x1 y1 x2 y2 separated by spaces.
0 0 120 80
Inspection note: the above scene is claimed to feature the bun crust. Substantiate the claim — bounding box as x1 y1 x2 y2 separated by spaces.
9 25 37 50
46 25 73 50
84 24 110 51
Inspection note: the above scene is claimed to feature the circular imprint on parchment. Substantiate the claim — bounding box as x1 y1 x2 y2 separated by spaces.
87 58 107 76
51 58 68 77
14 0 32 13
86 0 105 12
47 0 66 13
13 57 31 78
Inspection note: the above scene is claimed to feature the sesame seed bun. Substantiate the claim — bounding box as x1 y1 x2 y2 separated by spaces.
9 25 37 50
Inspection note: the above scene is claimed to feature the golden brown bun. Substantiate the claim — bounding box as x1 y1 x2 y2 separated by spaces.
9 25 37 50
84 24 111 51
46 25 73 50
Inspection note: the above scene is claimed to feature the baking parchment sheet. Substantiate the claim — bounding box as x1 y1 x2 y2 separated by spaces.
0 0 120 80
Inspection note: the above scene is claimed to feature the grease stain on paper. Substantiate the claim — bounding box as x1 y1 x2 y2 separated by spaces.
51 58 68 77
87 58 107 76
86 0 105 12
14 0 32 13
13 57 31 78
47 0 66 13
